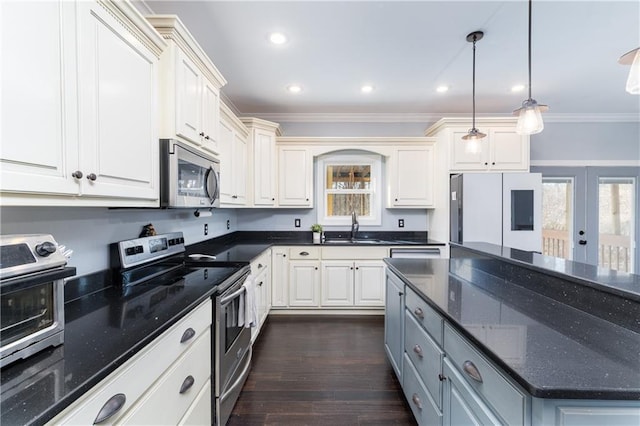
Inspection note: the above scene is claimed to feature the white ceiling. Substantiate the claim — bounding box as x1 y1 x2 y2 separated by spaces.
143 1 640 121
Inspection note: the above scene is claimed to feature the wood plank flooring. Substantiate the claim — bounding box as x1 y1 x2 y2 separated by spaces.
228 315 416 426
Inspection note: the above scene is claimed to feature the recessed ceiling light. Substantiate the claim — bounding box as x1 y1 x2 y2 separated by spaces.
361 85 374 93
269 32 287 45
436 85 449 93
511 84 526 93
287 84 302 93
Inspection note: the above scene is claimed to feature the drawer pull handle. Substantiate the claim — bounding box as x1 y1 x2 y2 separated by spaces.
463 360 483 383
300 251 309 256
414 307 425 319
179 375 195 394
413 344 424 358
411 393 422 409
258 263 263 268
94 393 126 424
180 327 196 343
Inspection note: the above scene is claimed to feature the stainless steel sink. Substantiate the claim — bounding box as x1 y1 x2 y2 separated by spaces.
323 239 386 244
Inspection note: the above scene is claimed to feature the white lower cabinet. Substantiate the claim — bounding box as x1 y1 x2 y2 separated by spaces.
271 247 289 308
289 261 321 307
384 271 405 381
321 260 386 307
47 299 212 425
251 250 271 342
321 261 355 306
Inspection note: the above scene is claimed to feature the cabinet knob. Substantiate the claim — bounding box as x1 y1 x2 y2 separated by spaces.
205 135 210 140
438 374 447 382
414 307 425 319
413 344 424 358
72 170 83 179
258 281 264 287
272 198 275 201
258 263 263 269
315 266 318 270
484 162 488 165
491 162 495 165
199 132 205 137
411 393 422 410
87 173 97 181
306 198 309 201
94 393 126 424
232 195 238 199
395 198 398 202
462 360 483 383
350 267 354 270
179 375 195 394
283 254 286 258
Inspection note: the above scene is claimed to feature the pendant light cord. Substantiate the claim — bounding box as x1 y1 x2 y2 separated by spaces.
472 35 477 129
527 0 533 101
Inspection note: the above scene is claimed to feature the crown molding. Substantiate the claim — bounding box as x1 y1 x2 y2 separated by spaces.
236 112 639 124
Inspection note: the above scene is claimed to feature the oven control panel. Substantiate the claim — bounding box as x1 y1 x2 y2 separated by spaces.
112 232 186 270
0 235 67 280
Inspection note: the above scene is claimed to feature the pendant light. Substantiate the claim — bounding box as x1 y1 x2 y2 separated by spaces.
513 0 548 135
619 47 640 94
462 30 486 151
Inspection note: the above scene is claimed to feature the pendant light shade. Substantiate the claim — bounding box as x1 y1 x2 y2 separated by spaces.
514 0 548 135
462 31 486 142
619 47 640 94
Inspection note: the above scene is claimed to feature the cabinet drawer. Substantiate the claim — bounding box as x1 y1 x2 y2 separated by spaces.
321 246 387 260
120 329 212 425
289 247 320 259
178 379 212 425
403 353 442 426
50 299 212 425
251 250 271 276
405 286 443 345
444 324 526 425
404 310 444 409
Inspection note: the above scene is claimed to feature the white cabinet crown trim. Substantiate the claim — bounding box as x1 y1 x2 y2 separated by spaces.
145 15 226 87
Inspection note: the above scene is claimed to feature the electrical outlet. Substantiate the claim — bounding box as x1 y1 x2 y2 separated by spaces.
294 218 301 228
398 219 405 228
204 224 208 236
226 219 230 230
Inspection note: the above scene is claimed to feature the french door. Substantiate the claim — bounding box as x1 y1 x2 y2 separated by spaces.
532 166 639 273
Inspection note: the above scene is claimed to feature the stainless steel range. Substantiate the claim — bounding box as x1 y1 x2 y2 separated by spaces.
111 232 252 426
0 235 76 368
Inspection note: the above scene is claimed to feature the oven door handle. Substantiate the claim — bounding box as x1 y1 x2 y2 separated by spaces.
220 286 246 306
220 347 252 403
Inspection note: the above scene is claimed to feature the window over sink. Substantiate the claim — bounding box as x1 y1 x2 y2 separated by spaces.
316 152 382 226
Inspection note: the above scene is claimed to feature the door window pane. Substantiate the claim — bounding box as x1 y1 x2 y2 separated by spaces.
542 178 573 259
598 178 635 272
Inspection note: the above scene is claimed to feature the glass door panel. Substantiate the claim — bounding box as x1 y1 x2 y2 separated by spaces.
597 177 635 272
542 178 574 259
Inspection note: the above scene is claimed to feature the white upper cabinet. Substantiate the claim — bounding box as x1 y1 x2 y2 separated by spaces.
219 103 248 206
388 143 436 208
241 118 281 207
147 15 226 155
278 146 313 207
426 118 529 172
1 0 166 206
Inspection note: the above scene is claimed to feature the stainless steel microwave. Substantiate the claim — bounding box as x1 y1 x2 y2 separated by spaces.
159 139 220 208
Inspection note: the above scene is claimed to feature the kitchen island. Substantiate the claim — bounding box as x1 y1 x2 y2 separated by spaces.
384 242 640 425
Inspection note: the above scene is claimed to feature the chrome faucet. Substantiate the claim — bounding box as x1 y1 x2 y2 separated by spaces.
350 211 359 241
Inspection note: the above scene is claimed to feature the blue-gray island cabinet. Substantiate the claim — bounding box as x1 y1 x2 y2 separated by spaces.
384 243 640 426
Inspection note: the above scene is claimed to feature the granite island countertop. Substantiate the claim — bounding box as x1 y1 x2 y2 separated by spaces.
384 257 640 400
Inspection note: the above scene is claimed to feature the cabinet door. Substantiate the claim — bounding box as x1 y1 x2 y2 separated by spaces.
233 132 248 204
390 145 435 207
218 119 235 204
443 358 501 426
289 261 320 306
354 261 386 306
77 1 158 201
200 80 220 155
321 261 354 306
450 129 489 171
488 129 529 171
384 272 404 380
278 147 312 206
175 49 202 145
253 130 276 206
271 247 289 307
1 0 79 196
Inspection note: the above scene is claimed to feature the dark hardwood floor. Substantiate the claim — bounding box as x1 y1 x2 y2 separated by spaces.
228 315 416 426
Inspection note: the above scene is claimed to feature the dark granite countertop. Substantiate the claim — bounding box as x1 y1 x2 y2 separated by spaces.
0 265 247 425
451 242 640 301
384 257 640 400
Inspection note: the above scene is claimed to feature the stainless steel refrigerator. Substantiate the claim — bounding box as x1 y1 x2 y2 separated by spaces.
450 173 542 252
